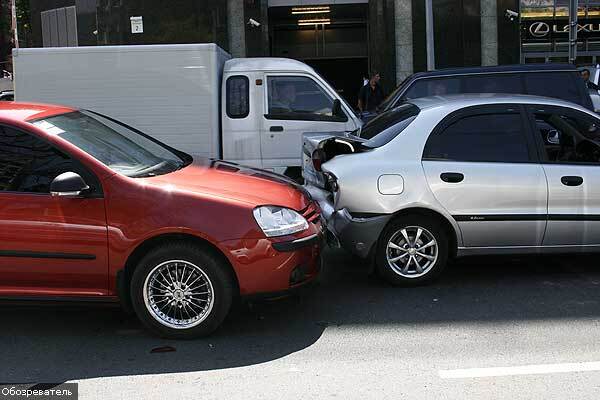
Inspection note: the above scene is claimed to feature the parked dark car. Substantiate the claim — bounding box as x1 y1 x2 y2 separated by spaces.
378 64 595 114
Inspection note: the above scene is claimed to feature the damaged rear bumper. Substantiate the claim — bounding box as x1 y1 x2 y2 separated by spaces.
305 185 391 259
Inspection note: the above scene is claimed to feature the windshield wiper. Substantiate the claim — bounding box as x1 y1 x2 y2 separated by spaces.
129 160 183 178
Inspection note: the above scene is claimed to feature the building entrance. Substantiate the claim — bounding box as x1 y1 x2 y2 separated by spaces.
268 4 368 108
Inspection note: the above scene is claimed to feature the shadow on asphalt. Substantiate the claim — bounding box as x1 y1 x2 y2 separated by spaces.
2 247 600 382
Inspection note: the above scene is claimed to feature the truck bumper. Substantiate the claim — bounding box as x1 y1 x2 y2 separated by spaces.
305 185 391 259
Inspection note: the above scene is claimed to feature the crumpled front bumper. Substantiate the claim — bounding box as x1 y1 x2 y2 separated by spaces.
305 185 391 259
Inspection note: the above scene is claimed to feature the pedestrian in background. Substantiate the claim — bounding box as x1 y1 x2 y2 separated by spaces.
581 68 599 90
358 72 384 114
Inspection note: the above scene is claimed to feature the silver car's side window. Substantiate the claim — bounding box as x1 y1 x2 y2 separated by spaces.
532 107 600 164
423 111 530 163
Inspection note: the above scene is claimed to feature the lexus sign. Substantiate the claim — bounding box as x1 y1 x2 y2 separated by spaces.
524 18 600 41
529 21 550 38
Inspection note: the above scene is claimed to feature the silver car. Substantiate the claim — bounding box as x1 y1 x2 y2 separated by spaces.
304 94 600 285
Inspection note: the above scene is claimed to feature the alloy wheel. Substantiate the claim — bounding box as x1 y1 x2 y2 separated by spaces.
386 226 438 278
143 260 215 329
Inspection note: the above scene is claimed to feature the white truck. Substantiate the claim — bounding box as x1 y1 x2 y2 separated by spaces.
13 43 361 176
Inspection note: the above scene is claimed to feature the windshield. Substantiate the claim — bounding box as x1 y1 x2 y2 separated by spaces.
377 75 411 112
31 111 191 177
313 69 358 119
356 103 420 148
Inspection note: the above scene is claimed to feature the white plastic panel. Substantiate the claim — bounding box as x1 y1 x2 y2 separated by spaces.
14 44 231 158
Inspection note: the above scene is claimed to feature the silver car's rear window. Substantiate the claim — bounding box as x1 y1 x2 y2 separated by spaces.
359 103 420 148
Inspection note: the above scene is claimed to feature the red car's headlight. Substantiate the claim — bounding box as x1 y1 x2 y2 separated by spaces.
253 206 309 237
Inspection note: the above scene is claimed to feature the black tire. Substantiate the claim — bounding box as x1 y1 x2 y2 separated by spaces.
375 215 448 286
130 242 234 339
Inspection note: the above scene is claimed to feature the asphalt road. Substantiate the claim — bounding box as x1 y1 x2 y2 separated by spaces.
3 248 600 399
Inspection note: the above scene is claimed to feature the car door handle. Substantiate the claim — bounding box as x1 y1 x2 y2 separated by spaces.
561 175 583 186
269 126 284 132
440 172 464 183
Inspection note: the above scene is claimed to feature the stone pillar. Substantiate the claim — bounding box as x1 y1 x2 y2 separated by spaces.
395 0 413 84
369 0 397 91
260 0 269 57
480 0 498 66
227 0 246 58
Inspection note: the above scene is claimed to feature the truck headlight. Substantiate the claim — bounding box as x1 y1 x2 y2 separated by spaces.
253 206 309 237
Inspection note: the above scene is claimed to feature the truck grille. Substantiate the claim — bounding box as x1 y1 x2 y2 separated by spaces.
300 202 321 224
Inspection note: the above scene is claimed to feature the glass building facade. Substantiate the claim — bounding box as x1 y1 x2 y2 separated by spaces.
28 0 228 50
520 0 600 63
22 0 599 93
96 0 227 48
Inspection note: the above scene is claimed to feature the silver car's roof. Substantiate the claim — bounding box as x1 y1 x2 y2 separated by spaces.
408 93 591 113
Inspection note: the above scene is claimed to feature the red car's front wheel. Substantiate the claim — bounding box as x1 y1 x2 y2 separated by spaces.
130 242 234 339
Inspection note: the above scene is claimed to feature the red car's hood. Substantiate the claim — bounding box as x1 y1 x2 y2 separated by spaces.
139 159 310 210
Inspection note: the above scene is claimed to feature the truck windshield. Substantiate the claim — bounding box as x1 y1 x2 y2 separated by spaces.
31 111 191 178
312 70 358 119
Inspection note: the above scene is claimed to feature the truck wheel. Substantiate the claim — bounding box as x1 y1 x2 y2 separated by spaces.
375 215 448 286
130 243 233 339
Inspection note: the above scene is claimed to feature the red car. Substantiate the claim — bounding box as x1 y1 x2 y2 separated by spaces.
0 102 322 338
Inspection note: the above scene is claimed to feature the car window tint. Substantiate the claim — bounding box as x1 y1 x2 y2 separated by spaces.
0 126 74 193
226 76 249 118
424 112 530 162
524 72 582 105
267 76 336 120
462 74 523 94
359 103 420 147
33 111 186 178
532 108 600 164
403 78 461 100
379 82 405 111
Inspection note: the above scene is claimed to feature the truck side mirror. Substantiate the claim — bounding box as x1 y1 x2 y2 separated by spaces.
332 99 344 118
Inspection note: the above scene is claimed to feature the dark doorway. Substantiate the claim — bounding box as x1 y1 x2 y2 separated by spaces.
269 4 368 107
305 58 368 110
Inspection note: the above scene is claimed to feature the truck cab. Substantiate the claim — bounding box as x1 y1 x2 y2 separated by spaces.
221 58 361 176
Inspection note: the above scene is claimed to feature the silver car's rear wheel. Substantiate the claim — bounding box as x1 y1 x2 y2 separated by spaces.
386 226 439 278
377 215 448 286
143 260 215 330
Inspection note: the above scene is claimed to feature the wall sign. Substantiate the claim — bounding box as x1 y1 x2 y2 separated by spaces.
523 18 600 41
130 16 143 34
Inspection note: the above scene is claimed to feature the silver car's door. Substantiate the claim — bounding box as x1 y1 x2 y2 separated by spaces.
527 105 600 246
422 105 548 248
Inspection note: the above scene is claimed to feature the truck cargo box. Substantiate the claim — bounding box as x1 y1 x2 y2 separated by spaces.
13 43 230 158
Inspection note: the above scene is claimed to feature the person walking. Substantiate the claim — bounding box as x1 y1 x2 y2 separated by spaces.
358 72 384 114
581 68 599 90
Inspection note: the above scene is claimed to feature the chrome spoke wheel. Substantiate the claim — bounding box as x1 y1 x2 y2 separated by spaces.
386 226 438 278
143 260 215 330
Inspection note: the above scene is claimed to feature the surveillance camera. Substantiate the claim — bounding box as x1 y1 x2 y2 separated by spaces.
247 18 261 28
505 9 519 21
